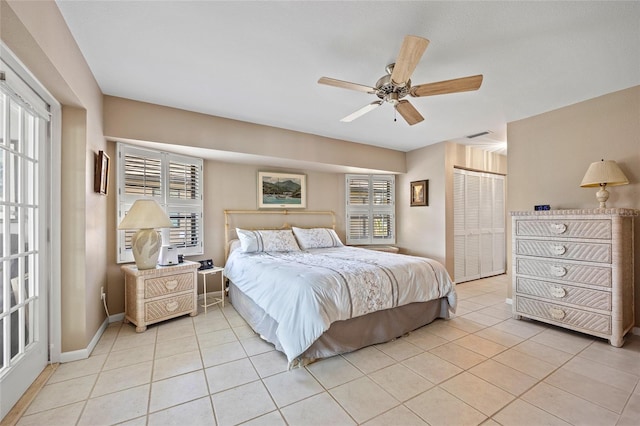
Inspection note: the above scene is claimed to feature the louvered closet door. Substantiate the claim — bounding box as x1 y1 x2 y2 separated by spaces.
490 176 506 276
454 170 480 283
453 169 505 283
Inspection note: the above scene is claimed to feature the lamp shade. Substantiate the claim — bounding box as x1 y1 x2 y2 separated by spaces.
580 160 629 188
118 199 173 270
118 199 173 230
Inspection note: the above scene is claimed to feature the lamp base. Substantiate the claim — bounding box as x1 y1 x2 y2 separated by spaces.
131 228 162 269
596 184 609 209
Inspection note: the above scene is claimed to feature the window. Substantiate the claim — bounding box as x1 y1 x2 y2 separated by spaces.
345 174 395 245
116 143 203 263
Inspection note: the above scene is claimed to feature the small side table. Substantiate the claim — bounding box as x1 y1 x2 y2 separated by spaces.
199 266 225 313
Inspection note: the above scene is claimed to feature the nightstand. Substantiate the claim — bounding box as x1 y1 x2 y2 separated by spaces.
121 261 199 332
199 266 225 313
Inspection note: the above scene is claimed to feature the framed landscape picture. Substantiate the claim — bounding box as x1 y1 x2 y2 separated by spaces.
258 171 307 209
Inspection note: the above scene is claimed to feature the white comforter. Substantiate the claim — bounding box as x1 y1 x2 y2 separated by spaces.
224 246 456 363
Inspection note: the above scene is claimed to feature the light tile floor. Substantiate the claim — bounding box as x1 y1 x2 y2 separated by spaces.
15 274 640 425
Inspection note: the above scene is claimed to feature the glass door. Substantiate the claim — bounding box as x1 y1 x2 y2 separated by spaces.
0 64 49 419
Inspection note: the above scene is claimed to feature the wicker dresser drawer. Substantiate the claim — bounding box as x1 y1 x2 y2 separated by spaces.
515 240 611 263
515 219 611 239
145 293 195 322
144 272 194 298
515 277 611 310
515 296 611 334
516 258 611 287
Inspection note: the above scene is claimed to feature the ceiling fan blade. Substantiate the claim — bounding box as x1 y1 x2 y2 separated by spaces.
390 35 429 86
340 101 383 122
395 100 424 125
410 75 483 97
318 77 376 94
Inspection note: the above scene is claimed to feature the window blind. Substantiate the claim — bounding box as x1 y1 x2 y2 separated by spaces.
345 174 395 245
117 143 204 263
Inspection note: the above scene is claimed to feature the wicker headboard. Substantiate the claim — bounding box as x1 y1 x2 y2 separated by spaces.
224 209 336 260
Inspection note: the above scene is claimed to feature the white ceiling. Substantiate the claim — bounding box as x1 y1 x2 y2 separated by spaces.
56 1 640 155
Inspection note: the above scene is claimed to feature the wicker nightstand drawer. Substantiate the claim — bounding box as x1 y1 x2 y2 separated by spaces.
145 293 195 322
515 219 611 239
515 240 611 263
144 272 194 298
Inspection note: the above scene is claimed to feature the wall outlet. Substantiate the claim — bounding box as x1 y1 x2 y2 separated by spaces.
100 286 105 301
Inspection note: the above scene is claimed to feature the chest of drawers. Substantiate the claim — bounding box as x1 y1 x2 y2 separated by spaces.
121 261 199 332
511 209 637 347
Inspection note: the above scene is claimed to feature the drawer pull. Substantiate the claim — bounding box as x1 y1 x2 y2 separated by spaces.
164 280 178 291
550 265 567 277
551 245 567 255
550 286 566 298
550 223 567 234
549 308 566 320
166 301 179 312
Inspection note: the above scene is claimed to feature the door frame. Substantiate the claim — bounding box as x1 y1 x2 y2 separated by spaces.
0 42 61 413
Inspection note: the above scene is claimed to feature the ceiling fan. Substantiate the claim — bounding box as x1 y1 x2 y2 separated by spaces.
318 35 483 126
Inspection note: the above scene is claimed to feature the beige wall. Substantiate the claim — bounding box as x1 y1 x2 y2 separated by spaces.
398 142 447 264
507 85 640 324
2 0 107 352
103 96 406 174
398 142 507 278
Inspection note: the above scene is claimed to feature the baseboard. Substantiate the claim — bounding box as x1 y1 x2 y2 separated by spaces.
59 316 109 363
505 298 512 305
109 312 125 323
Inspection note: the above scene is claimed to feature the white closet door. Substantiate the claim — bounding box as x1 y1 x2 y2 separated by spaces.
453 172 466 281
453 169 505 283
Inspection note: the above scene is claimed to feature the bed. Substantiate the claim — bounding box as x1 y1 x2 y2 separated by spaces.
223 210 456 367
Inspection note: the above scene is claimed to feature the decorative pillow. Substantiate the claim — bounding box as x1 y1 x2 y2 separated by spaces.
236 228 301 253
292 227 344 249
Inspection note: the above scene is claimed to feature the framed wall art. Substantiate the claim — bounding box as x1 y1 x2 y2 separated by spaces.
410 179 428 206
94 150 110 195
258 171 307 209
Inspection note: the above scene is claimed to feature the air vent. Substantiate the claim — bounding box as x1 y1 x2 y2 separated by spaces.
466 131 491 139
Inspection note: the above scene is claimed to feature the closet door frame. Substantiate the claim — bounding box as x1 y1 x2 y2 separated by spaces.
453 168 505 283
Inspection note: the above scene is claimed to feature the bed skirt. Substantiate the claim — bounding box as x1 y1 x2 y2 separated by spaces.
229 281 450 367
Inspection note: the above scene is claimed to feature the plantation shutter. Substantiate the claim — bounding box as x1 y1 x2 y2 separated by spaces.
166 155 202 254
117 144 203 263
346 174 395 245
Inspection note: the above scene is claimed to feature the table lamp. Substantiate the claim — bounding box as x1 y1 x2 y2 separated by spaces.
118 199 173 269
580 159 629 208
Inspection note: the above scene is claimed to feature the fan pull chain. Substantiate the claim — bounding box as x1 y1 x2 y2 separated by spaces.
394 108 397 122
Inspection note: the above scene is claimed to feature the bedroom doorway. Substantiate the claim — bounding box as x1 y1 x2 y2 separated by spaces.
0 52 52 420
453 168 505 283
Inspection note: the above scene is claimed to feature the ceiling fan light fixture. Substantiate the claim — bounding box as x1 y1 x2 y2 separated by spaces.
386 92 400 105
318 35 482 126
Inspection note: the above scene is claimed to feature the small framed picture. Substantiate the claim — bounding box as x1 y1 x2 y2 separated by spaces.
410 180 428 206
94 150 110 195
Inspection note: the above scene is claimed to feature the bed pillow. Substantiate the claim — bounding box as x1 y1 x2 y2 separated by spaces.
236 228 301 253
292 227 344 249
